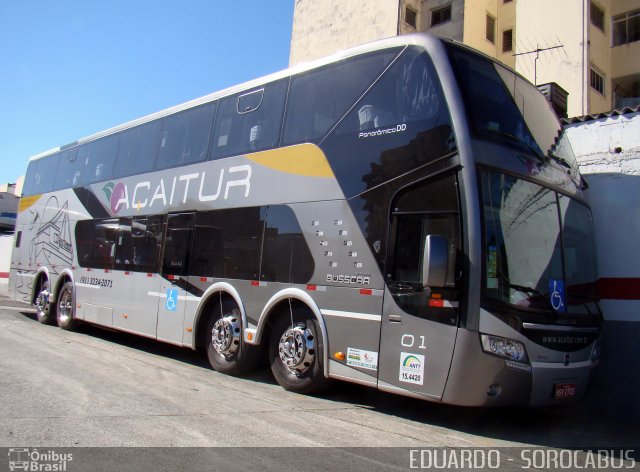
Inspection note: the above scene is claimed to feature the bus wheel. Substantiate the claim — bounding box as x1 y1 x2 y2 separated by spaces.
56 282 78 331
206 306 256 375
269 312 330 394
34 280 55 325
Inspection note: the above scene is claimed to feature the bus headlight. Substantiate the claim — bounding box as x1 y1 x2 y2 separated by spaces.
480 334 528 363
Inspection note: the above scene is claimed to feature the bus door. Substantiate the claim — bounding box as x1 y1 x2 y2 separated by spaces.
378 174 461 400
157 213 195 344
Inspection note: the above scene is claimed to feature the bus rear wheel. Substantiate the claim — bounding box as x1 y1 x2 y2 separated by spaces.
57 282 79 331
205 304 257 375
34 280 55 325
268 311 330 394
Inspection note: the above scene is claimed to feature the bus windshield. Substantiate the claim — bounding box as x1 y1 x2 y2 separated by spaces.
481 170 599 319
446 43 572 165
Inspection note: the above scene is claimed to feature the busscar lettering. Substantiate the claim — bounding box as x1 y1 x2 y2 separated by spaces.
326 274 371 285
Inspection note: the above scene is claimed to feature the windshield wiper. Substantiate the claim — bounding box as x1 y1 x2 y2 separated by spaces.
506 282 559 317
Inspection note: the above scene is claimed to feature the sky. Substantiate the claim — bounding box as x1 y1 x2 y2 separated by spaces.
0 1 294 186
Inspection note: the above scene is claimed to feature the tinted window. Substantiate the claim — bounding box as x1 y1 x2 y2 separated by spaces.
190 207 264 279
156 103 216 170
283 49 400 145
76 219 118 269
30 155 60 195
114 120 163 178
211 80 288 159
446 44 561 158
22 161 37 196
388 175 461 325
54 148 83 189
261 205 314 283
115 216 163 273
79 134 119 185
162 213 194 276
323 47 456 197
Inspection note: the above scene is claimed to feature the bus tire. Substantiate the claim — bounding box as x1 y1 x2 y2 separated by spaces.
205 305 257 375
268 310 331 394
56 282 79 331
34 280 55 325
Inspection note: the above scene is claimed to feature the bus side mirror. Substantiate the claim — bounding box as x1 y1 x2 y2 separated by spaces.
422 235 448 288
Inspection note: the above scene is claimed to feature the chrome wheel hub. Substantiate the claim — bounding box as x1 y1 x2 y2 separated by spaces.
58 289 72 323
278 325 315 374
211 315 241 358
35 290 49 316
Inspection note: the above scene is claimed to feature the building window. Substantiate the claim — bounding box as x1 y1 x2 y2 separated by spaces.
502 29 513 52
431 5 451 27
405 6 418 29
612 9 640 46
590 2 605 31
590 68 605 95
486 14 496 43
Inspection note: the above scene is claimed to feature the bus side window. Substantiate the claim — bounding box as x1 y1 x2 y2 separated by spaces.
75 219 118 270
30 155 60 195
282 48 400 145
210 79 288 160
162 214 195 276
54 148 82 190
156 102 216 171
131 216 163 273
387 175 461 324
114 218 133 270
114 120 162 179
79 135 119 185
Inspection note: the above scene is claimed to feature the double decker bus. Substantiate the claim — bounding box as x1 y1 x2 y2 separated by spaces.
10 33 601 406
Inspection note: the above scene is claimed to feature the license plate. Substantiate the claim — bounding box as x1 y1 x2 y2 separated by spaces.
554 383 576 399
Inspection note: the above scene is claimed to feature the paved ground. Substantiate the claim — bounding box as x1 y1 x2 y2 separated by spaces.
0 296 638 450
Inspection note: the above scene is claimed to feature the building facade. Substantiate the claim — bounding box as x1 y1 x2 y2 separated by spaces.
290 0 640 117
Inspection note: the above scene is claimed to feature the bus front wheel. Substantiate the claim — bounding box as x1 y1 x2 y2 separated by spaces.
57 282 79 331
268 311 330 394
205 305 257 375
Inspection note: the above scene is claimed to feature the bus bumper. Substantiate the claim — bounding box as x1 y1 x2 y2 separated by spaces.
441 328 598 407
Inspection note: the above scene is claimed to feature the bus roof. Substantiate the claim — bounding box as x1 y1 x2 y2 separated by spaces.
28 33 444 163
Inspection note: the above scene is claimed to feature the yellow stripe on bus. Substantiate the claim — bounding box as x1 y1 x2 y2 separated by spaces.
246 144 335 178
18 195 41 212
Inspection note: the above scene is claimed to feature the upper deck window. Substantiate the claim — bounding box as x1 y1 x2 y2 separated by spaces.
211 79 288 159
156 102 216 170
446 43 563 159
322 46 456 197
282 49 399 146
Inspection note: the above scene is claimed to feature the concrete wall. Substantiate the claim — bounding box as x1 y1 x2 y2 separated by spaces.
289 0 399 66
564 111 640 418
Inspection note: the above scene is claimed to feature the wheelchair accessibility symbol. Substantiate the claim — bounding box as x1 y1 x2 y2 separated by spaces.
166 289 178 311
549 279 566 313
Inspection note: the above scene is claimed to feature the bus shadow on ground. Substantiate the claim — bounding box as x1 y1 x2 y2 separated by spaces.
20 310 638 450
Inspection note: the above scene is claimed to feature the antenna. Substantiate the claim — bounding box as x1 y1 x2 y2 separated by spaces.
514 43 564 85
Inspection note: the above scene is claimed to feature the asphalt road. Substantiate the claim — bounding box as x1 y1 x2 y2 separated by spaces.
0 296 638 451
